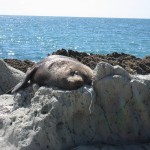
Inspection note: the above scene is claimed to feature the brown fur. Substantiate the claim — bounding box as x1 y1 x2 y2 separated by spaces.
11 55 93 93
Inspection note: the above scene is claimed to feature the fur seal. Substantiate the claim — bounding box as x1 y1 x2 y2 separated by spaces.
11 55 93 93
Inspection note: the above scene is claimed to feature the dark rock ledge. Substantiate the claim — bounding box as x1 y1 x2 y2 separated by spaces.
4 49 150 74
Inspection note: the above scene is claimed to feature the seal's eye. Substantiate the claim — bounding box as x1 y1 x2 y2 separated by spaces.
74 71 79 75
70 71 74 76
70 71 79 76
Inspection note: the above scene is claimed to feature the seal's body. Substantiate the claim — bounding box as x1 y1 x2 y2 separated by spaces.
11 55 93 93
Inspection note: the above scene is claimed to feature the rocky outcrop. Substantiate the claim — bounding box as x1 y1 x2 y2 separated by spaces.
0 59 25 95
4 49 150 74
4 59 34 73
93 62 150 144
53 49 150 74
0 62 150 150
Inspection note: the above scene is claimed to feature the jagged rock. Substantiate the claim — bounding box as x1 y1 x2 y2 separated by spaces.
0 60 25 95
72 145 100 150
0 62 150 150
72 144 150 150
93 62 150 144
0 86 96 150
4 59 34 73
93 62 115 80
4 49 150 75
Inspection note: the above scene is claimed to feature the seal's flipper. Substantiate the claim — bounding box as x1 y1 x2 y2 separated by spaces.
11 82 31 94
11 66 38 94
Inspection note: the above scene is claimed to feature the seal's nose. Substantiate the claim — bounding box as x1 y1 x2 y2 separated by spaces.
87 79 92 85
82 73 92 85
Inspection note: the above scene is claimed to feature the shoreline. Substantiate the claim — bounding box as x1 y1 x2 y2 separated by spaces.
4 49 150 75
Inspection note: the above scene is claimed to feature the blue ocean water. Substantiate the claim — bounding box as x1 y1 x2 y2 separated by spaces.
0 15 150 61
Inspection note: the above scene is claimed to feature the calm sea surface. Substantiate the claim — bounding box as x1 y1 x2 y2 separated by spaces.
0 16 150 61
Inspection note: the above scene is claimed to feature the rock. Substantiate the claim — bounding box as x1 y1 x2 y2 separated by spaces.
0 94 15 149
0 62 150 150
0 60 25 94
0 94 14 115
4 49 150 75
52 49 89 61
52 49 150 75
72 145 100 150
0 86 96 150
72 144 150 150
93 62 150 145
93 62 114 80
4 59 34 73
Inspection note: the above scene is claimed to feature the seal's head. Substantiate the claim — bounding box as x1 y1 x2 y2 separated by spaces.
62 64 93 90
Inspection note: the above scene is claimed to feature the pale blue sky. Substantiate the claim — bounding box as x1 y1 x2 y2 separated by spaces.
0 0 149 18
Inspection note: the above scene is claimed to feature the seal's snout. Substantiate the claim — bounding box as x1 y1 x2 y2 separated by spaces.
85 77 92 86
81 71 93 86
87 79 92 85
67 75 83 84
66 75 84 90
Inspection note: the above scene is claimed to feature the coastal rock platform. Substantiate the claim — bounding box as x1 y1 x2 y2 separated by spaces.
0 57 150 150
4 49 150 74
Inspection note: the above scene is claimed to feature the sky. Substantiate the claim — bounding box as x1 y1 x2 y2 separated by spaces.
0 0 150 18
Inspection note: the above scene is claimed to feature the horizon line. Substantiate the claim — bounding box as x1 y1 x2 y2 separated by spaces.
0 14 150 20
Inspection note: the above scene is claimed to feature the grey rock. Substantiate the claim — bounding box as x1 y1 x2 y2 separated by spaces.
0 62 150 150
0 59 25 94
93 62 114 81
93 62 150 145
72 145 100 150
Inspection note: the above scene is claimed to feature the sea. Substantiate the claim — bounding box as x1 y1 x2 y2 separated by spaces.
0 15 150 61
